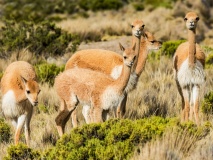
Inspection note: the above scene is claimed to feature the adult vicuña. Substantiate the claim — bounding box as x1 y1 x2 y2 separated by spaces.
173 12 205 125
55 43 137 137
65 31 161 125
65 20 145 126
1 61 40 145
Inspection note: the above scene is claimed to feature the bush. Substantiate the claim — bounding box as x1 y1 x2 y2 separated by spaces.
161 40 186 57
0 21 80 59
42 117 176 159
70 0 124 12
0 118 11 143
130 0 177 10
201 91 213 115
35 63 64 86
1 0 78 23
4 143 40 160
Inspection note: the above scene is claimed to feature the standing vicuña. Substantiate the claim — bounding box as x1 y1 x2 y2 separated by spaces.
65 20 145 126
65 30 161 125
54 43 137 137
1 61 40 145
173 12 205 125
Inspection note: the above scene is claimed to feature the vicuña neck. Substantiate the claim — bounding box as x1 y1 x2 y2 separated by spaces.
188 29 196 68
131 36 141 72
135 39 148 75
112 64 131 94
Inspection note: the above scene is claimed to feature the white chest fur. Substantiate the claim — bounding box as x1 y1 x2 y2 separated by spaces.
101 87 122 110
177 58 205 87
2 90 18 119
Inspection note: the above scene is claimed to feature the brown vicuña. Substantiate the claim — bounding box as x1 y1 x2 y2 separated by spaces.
54 43 137 137
65 20 144 126
173 12 205 125
65 27 162 126
1 61 40 145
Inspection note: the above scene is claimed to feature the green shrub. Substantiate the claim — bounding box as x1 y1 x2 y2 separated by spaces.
201 91 213 115
42 117 176 159
35 63 64 86
130 0 177 10
4 143 41 160
161 40 186 57
205 50 213 69
0 118 11 143
79 0 124 11
1 0 78 23
0 21 80 59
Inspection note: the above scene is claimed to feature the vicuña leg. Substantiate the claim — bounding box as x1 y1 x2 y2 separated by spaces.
176 80 185 122
71 109 77 128
82 105 92 124
15 115 26 145
192 85 200 125
117 93 128 118
24 109 33 146
182 86 190 122
91 107 103 123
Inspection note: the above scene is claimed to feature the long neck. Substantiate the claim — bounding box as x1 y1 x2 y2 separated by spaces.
131 36 141 72
135 39 148 75
112 64 131 94
188 29 196 68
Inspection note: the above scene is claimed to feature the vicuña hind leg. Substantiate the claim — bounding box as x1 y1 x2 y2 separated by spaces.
55 110 71 137
176 80 185 122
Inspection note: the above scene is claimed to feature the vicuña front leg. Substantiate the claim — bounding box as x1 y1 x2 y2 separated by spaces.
15 115 27 145
116 93 127 118
192 85 200 125
182 86 190 122
91 107 103 123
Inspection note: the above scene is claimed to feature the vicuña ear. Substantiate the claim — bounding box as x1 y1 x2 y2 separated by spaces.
119 43 125 51
21 76 28 85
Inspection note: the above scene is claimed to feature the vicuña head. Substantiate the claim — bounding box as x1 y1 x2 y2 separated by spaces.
184 12 199 30
131 19 145 38
21 77 40 106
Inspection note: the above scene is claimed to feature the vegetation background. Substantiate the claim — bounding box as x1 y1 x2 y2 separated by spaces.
0 0 212 159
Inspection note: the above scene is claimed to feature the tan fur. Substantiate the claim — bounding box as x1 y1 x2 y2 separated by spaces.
173 12 205 125
55 44 136 137
1 61 40 145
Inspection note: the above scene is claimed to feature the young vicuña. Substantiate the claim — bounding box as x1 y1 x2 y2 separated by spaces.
173 12 205 125
54 43 137 137
1 61 40 145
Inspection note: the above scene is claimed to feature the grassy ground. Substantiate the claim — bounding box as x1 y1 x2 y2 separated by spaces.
0 5 213 159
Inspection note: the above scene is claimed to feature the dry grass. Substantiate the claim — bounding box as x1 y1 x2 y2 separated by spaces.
0 5 212 159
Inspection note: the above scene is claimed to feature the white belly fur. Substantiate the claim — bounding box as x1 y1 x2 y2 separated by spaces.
177 58 205 87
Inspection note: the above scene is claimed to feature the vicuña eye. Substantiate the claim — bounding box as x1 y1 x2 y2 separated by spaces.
196 17 199 21
124 56 127 59
184 17 187 21
26 90 30 94
142 24 145 28
131 25 134 28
